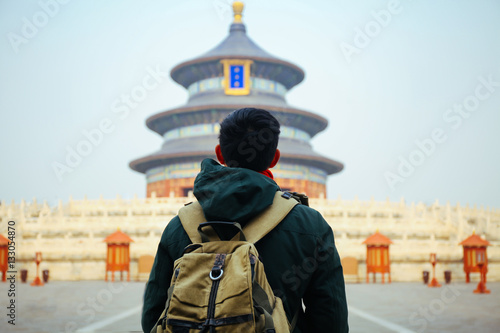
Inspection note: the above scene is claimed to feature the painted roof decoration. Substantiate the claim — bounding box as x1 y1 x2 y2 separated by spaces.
459 231 490 247
103 228 134 244
362 231 393 246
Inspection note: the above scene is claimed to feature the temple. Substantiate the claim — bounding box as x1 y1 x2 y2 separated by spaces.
130 1 343 198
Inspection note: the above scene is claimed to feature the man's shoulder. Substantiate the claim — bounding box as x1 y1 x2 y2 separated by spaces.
159 215 190 247
278 203 331 237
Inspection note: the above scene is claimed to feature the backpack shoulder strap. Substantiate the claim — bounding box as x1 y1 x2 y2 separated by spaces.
178 202 206 243
243 191 298 243
178 191 299 244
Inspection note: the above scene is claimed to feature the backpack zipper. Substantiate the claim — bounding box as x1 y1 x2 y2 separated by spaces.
207 278 221 323
202 253 226 333
200 276 221 333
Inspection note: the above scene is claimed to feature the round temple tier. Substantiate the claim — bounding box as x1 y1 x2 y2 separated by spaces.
140 158 335 199
130 1 344 198
130 136 342 175
145 105 329 138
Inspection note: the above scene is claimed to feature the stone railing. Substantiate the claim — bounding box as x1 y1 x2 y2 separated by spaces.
1 195 498 281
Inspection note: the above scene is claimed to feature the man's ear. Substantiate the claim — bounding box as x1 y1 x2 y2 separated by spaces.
269 149 280 168
215 144 225 165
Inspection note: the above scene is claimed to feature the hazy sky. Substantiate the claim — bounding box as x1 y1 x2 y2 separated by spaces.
1 0 499 208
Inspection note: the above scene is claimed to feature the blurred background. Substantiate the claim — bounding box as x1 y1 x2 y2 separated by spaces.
1 0 499 208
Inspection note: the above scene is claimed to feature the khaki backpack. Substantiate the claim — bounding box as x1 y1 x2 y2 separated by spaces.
151 191 300 333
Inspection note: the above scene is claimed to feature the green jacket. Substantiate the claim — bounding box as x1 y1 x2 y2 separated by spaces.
142 159 349 333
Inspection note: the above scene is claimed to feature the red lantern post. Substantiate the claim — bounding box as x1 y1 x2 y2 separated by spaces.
428 253 441 288
473 251 490 294
362 231 393 284
104 229 134 282
31 252 44 286
459 231 490 283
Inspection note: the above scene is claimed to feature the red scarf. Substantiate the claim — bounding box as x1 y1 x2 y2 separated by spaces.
258 169 274 180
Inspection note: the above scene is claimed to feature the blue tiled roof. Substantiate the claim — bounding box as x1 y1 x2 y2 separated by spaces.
201 23 277 58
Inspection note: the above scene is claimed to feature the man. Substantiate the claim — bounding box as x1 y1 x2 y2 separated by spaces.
142 107 349 332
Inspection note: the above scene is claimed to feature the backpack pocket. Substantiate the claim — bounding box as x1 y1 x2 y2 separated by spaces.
166 248 255 332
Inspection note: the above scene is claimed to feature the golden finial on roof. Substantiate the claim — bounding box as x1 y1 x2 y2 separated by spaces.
233 1 244 23
472 229 476 235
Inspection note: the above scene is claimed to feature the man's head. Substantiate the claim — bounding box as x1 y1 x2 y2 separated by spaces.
216 107 280 171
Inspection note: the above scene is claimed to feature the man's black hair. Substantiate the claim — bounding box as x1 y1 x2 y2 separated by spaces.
219 107 280 171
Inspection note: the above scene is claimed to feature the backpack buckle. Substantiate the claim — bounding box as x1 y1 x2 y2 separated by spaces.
210 254 226 280
209 268 224 280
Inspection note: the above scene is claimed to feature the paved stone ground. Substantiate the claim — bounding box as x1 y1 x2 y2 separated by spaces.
0 280 498 332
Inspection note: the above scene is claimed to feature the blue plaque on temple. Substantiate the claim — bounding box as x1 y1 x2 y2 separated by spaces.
229 65 244 88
